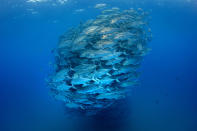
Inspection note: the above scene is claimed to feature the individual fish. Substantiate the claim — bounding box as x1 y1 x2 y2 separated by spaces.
101 51 122 60
128 21 146 28
105 57 124 65
97 76 115 85
71 76 92 86
58 40 72 49
56 83 72 91
111 7 120 11
73 64 96 72
51 69 69 83
72 41 88 51
120 81 138 88
117 72 139 82
74 9 85 13
97 15 109 19
83 26 99 35
123 58 141 65
99 27 118 35
54 93 69 102
77 85 106 94
66 102 80 109
73 34 87 43
101 33 114 40
94 68 111 78
94 3 107 9
102 9 120 14
93 19 106 25
96 91 125 100
114 32 135 41
72 96 94 105
110 17 121 24
58 57 68 66
94 40 116 49
80 50 112 58
112 65 137 75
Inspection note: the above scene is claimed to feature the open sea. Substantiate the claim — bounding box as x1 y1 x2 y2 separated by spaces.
0 0 197 131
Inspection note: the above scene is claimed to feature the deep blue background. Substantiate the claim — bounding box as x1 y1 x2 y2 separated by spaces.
0 0 197 131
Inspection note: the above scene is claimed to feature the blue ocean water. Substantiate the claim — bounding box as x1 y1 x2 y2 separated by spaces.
0 0 197 131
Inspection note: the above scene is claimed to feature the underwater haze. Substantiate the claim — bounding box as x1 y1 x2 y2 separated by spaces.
0 0 197 131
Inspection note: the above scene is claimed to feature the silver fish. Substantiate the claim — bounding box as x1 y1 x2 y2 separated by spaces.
96 91 125 100
80 50 112 58
52 69 69 83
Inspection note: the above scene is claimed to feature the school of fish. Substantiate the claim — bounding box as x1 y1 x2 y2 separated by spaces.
48 7 152 115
